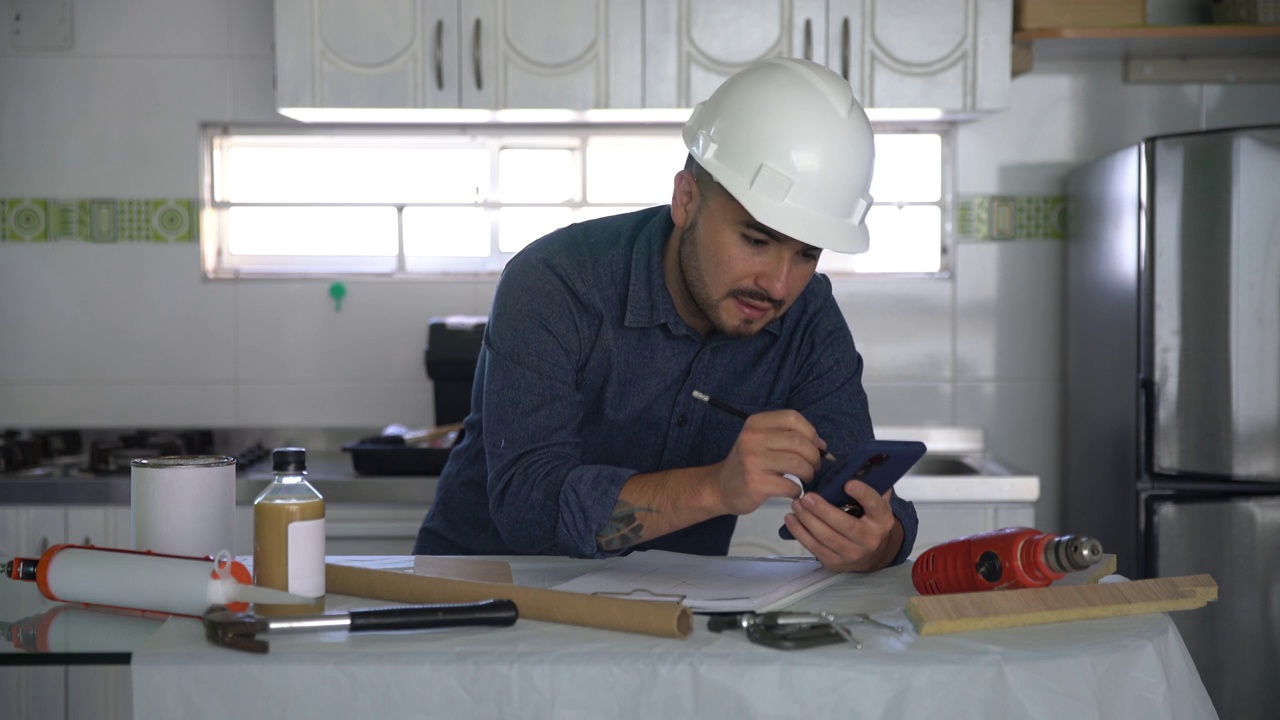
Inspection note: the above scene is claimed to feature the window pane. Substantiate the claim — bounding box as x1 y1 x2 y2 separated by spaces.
870 134 941 203
227 207 398 256
225 146 488 204
499 149 574 203
403 207 490 257
847 205 942 273
586 137 687 203
498 208 572 253
574 206 633 223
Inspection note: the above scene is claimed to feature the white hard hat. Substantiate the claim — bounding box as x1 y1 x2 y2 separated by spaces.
682 57 875 254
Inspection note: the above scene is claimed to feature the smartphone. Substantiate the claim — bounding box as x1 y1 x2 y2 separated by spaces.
778 439 927 540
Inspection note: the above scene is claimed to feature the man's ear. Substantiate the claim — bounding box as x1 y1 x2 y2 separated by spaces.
670 169 699 229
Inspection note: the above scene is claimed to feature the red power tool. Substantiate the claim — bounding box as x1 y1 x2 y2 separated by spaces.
912 527 1104 595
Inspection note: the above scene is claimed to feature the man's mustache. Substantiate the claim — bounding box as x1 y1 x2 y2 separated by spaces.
728 289 782 311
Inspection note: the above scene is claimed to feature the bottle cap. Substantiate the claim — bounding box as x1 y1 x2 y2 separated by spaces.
272 447 307 473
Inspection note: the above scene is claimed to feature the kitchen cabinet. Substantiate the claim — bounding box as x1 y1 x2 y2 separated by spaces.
65 506 131 549
0 506 66 557
832 0 1011 114
274 0 1009 115
274 0 644 114
642 0 828 108
644 0 1011 113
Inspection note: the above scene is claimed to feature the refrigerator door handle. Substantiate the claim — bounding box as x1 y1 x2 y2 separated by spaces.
1139 374 1157 478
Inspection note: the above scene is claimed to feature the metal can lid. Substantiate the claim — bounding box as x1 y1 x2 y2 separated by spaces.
272 447 307 473
131 455 236 468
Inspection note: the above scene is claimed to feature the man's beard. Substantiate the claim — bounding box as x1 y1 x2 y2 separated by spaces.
677 209 779 338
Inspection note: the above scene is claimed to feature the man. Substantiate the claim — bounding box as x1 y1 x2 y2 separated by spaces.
414 57 918 572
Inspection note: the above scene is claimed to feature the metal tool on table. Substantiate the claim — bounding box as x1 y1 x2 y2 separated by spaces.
912 527 1104 595
707 610 905 650
202 598 519 653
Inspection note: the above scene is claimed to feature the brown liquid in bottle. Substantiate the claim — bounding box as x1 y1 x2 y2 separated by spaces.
254 497 325 616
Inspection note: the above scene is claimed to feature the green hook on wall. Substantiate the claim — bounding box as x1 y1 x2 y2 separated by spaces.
328 281 347 312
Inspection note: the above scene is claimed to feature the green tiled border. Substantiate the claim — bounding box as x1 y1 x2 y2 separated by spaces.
958 195 1066 241
0 198 196 243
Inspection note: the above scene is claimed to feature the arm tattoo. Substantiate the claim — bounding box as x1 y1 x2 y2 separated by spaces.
596 500 658 551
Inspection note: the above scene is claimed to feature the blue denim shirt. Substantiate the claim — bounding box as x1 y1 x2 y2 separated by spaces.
414 206 918 565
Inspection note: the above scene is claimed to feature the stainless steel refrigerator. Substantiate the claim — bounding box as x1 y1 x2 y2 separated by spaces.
1064 125 1280 719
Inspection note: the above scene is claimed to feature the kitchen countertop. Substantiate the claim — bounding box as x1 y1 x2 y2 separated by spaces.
0 430 1038 507
0 453 439 506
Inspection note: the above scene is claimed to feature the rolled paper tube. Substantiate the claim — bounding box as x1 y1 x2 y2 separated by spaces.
325 563 692 639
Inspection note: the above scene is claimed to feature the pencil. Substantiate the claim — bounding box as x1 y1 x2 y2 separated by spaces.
691 390 837 463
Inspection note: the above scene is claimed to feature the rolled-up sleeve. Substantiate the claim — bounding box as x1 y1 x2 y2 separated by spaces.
480 254 631 558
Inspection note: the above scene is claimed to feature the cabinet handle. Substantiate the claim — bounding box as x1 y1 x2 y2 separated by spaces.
841 17 850 80
803 18 813 61
472 18 483 91
83 536 92 546
39 536 49 553
434 19 444 91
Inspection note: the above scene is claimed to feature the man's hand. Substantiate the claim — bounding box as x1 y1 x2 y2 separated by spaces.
711 409 826 516
782 479 903 572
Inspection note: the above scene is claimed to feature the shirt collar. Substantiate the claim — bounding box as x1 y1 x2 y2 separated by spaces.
624 206 781 337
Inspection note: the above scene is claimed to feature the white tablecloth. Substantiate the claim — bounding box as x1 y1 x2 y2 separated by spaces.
131 556 1217 720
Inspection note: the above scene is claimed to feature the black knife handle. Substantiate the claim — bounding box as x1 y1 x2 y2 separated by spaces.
347 599 518 632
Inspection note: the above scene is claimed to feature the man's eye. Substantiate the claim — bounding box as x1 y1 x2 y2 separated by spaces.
743 235 768 246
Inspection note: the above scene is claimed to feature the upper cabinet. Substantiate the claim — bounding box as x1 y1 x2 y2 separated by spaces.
642 0 829 108
274 0 644 116
833 0 1011 114
643 0 1010 114
273 0 1011 117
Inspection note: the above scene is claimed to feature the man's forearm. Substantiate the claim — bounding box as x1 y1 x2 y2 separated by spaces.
596 467 722 552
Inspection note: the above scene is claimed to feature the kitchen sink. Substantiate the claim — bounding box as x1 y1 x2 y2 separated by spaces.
905 455 986 476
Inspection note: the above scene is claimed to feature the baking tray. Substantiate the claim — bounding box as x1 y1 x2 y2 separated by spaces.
341 437 455 476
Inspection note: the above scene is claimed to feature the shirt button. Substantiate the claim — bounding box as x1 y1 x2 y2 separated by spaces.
677 415 687 428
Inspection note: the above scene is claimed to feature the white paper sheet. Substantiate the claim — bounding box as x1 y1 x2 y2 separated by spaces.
549 550 842 612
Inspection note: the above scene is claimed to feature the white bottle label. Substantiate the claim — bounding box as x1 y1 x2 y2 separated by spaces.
287 517 325 597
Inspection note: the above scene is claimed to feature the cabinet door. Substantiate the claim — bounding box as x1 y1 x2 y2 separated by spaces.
464 0 643 109
831 0 1010 112
0 506 66 557
65 506 132 550
276 0 463 111
644 0 826 108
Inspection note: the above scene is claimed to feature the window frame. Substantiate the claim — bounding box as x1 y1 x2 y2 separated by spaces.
199 121 955 280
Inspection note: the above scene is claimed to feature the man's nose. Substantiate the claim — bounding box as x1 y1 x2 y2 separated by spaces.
756 253 792 300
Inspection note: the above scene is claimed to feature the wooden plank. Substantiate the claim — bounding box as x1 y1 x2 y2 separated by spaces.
1014 25 1280 42
905 574 1217 636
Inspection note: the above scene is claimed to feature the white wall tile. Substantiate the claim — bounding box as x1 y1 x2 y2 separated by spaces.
235 383 434 428
864 382 954 427
230 0 274 57
0 57 230 196
0 245 235 383
830 277 954 381
231 55 285 121
955 380 1062 533
72 0 230 56
955 240 1063 380
0 384 237 427
234 280 474 384
1202 84 1280 128
958 58 1203 195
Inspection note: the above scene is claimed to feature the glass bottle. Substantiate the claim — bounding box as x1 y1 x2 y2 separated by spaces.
252 447 325 612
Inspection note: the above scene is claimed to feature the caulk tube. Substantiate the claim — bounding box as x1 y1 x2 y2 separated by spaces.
31 544 300 617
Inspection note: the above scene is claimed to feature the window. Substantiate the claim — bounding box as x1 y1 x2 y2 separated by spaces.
200 123 951 279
